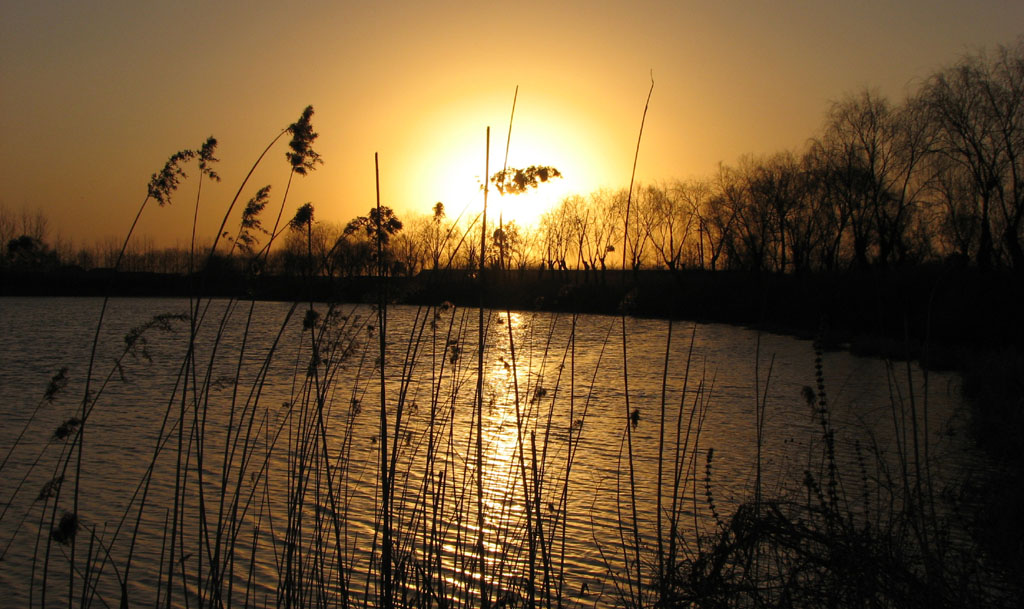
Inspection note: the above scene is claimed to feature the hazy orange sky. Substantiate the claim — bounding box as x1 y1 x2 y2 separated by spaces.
1 1 1022 249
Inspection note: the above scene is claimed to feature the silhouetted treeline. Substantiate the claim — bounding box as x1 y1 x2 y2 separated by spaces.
524 41 1024 275
6 42 1023 278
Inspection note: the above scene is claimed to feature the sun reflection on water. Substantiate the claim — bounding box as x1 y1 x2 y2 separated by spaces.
472 311 538 588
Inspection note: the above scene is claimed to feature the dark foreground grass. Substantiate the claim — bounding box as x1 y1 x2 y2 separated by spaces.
0 108 1017 609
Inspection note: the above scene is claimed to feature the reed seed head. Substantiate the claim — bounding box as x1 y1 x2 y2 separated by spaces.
36 475 64 501
51 511 79 545
303 308 320 330
53 417 82 440
147 149 196 205
290 203 314 231
44 367 69 402
197 136 220 182
286 105 322 175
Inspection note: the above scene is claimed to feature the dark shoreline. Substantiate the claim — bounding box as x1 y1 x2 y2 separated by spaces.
5 265 1020 356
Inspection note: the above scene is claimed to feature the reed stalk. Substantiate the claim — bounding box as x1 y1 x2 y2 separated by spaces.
616 72 654 608
473 126 491 609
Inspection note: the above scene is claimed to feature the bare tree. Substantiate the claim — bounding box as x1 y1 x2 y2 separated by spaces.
491 220 531 270
616 186 650 271
696 164 742 271
538 201 572 273
557 194 590 274
921 43 1024 268
389 230 424 276
19 208 49 242
412 202 450 271
584 189 621 279
641 181 696 273
0 203 16 254
926 153 980 259
814 104 880 269
728 157 775 271
984 43 1024 269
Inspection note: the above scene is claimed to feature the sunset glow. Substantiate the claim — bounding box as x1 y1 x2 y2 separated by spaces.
1 1 1021 248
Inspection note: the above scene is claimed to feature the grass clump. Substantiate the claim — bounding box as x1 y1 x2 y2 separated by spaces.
646 336 1013 609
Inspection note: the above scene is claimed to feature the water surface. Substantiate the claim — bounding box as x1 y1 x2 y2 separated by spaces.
0 297 968 608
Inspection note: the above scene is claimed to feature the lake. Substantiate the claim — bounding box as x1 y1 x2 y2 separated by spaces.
0 297 971 608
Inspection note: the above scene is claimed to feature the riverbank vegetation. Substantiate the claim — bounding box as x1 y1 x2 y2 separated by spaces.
1 40 1022 608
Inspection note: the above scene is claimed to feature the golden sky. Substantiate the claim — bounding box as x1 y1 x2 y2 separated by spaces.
1 1 1022 248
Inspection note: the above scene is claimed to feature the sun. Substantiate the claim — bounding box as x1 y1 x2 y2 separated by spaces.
488 167 571 228
399 93 599 229
407 133 573 229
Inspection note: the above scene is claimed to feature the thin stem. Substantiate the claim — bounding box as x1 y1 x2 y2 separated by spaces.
475 126 490 609
619 72 653 608
376 152 394 609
